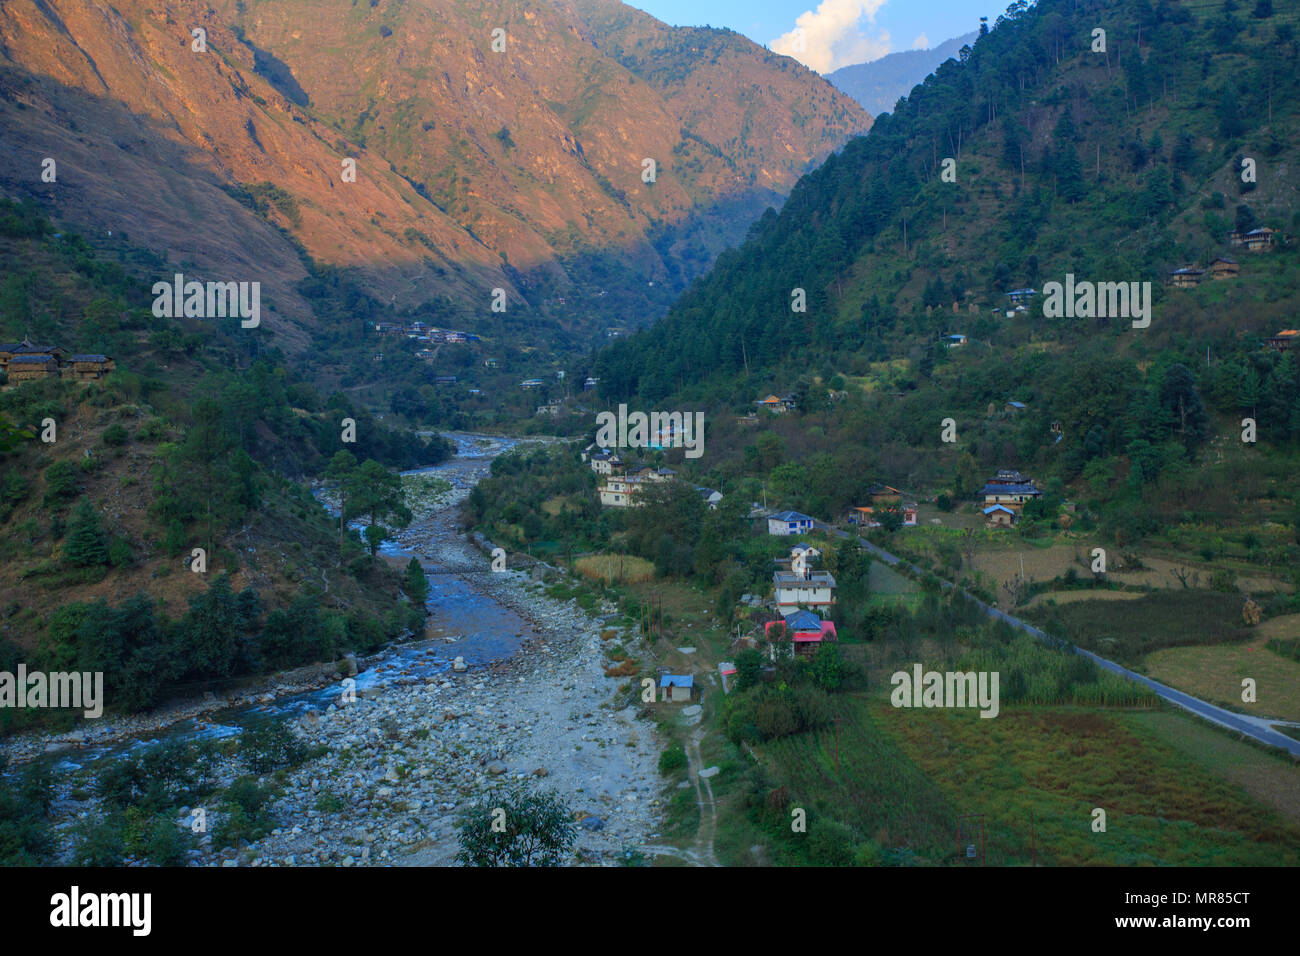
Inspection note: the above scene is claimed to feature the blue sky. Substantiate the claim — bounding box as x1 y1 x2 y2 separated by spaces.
627 0 1003 73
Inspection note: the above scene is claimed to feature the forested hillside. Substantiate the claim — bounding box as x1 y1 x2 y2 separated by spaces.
594 0 1300 516
0 200 446 726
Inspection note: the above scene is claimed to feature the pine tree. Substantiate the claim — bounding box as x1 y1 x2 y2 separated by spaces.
403 558 430 606
63 497 108 567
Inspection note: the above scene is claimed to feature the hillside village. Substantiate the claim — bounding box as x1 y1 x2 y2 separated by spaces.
0 339 114 385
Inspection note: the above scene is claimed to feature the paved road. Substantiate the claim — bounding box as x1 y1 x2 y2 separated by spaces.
814 520 1300 757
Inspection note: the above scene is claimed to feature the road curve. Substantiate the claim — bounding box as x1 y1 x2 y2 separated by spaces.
813 520 1300 758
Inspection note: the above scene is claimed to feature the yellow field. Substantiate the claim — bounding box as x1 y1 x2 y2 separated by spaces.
574 553 655 584
1143 644 1300 723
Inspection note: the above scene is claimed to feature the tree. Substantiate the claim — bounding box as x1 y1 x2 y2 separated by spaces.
733 648 766 692
346 459 411 532
1158 364 1209 451
403 558 430 605
324 450 357 552
810 643 843 691
455 787 577 867
363 523 388 557
63 498 108 567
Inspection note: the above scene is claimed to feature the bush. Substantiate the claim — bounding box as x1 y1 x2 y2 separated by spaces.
102 423 129 446
239 721 309 774
658 743 687 775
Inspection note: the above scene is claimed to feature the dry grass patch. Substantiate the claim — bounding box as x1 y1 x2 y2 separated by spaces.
574 553 655 584
1143 643 1300 723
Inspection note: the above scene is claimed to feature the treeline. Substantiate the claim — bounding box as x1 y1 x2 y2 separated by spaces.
4 573 423 720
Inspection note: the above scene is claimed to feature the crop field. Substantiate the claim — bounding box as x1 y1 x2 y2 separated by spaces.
884 704 1300 866
1143 644 1300 723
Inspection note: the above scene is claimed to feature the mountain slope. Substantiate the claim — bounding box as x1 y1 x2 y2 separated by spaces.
828 31 979 116
0 0 869 350
598 0 1300 403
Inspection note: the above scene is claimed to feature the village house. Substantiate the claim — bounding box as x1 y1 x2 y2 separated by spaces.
1 339 112 383
659 674 694 703
846 503 916 527
5 353 60 382
764 610 838 661
589 449 624 475
519 378 545 389
944 333 968 348
597 467 673 508
483 357 500 368
772 567 836 608
1267 330 1300 352
1169 266 1204 289
735 411 760 427
767 510 814 535
65 354 116 381
984 504 1016 527
1004 400 1028 414
1006 288 1038 304
755 393 790 414
535 401 562 416
1208 257 1239 280
981 471 1041 512
1231 227 1277 253
582 376 599 391
867 484 902 505
696 487 724 510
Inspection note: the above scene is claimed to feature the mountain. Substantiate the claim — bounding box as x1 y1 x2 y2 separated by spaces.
0 0 869 351
595 0 1300 519
599 0 1300 403
827 31 979 116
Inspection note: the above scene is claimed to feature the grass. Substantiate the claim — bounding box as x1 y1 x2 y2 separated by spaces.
573 553 655 584
1023 590 1252 666
754 694 957 865
1143 643 1300 722
1128 710 1300 825
885 702 1300 865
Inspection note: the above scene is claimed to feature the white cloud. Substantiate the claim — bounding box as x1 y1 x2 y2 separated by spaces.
911 33 929 50
770 0 892 74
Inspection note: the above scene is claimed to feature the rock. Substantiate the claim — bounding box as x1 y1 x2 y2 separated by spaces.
532 767 549 777
486 761 507 776
452 657 468 673
699 766 720 779
580 816 605 831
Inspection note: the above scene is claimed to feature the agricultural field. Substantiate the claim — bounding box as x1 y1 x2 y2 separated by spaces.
1143 644 1300 723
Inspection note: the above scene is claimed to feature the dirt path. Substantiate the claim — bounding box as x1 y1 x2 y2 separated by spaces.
643 724 720 867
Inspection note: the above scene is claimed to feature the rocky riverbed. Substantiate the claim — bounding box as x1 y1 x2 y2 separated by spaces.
9 433 668 867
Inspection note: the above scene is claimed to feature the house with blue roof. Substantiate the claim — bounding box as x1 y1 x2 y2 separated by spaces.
767 510 814 536
659 674 694 703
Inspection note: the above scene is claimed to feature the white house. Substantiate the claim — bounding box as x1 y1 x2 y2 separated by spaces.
767 510 814 535
697 487 724 510
659 674 693 703
589 449 623 475
772 569 836 608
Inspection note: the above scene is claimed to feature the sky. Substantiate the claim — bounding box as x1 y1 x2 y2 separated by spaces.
627 0 1004 74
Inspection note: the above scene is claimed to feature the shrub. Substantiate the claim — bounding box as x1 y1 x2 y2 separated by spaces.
658 743 687 775
102 423 129 446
